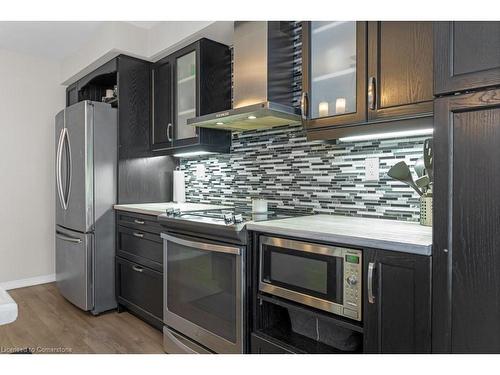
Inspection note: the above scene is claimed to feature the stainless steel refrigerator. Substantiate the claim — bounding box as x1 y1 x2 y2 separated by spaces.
55 101 117 315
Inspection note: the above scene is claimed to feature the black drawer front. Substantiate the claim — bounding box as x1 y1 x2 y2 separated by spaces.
117 212 162 234
116 257 163 321
251 333 294 354
117 226 163 269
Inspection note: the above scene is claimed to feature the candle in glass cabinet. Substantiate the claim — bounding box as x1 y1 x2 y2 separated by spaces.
318 102 329 117
335 98 346 114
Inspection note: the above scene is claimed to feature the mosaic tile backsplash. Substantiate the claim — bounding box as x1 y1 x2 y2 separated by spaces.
180 124 431 222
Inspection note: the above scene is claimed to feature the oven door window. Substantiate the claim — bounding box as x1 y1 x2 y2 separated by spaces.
262 244 343 304
166 238 239 343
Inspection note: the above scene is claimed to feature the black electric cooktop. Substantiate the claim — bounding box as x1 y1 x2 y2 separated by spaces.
158 207 310 244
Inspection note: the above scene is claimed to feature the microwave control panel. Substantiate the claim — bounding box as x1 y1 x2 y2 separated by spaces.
343 249 362 321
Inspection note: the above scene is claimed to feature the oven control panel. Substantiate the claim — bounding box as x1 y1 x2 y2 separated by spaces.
343 249 362 321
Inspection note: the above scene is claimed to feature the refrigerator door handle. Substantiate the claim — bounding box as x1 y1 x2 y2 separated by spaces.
56 127 66 210
63 127 72 210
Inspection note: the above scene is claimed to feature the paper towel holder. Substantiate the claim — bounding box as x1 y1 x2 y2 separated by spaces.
173 167 186 203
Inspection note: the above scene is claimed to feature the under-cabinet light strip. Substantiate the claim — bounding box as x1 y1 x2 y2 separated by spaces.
338 128 434 142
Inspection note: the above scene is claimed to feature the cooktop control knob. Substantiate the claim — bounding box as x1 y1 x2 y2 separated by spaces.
233 214 244 224
346 275 358 286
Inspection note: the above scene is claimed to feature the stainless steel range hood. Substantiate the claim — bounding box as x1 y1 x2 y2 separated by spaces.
188 21 300 131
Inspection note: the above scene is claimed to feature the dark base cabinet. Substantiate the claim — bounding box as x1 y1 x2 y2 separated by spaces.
250 232 432 354
115 212 164 330
363 249 432 353
116 257 163 330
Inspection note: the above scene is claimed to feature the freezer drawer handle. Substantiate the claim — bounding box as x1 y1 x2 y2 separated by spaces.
133 219 145 225
56 231 82 244
132 265 144 273
132 232 144 238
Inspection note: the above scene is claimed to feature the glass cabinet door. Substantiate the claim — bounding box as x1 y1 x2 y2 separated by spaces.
303 21 367 128
175 50 197 141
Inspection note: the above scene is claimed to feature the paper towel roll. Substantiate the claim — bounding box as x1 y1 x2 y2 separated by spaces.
173 170 186 203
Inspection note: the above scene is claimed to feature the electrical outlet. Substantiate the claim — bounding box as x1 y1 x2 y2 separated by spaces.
365 157 379 181
195 164 206 179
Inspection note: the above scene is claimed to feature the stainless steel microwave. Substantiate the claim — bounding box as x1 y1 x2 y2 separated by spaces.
259 236 362 321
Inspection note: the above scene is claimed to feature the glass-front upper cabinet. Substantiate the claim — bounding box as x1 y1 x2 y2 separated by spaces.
175 50 197 141
302 21 367 129
151 39 232 154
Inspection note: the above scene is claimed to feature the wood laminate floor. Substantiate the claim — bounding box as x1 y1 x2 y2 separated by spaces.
0 283 164 354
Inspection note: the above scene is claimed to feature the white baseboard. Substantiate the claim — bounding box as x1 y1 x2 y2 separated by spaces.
0 274 56 291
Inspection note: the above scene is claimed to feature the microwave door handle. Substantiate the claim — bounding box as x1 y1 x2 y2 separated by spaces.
162 234 241 255
368 262 376 304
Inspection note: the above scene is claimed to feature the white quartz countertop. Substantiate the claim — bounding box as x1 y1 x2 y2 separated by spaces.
0 287 18 326
247 214 432 255
113 202 231 216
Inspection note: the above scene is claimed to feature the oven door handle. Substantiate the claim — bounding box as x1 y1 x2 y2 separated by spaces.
162 233 241 255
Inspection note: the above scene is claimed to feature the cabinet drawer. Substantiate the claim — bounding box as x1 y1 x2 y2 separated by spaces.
117 226 163 271
117 212 162 234
116 257 163 322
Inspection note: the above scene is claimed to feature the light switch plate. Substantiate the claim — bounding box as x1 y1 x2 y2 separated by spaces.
365 157 379 181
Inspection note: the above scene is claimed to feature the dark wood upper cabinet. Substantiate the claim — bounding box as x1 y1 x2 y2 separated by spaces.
66 82 78 107
434 22 500 95
117 56 152 159
303 21 434 140
151 38 232 155
152 58 173 150
367 21 434 120
64 55 152 159
433 88 500 353
363 248 431 353
301 21 367 130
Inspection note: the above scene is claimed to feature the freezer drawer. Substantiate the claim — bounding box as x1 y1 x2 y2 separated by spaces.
56 226 93 311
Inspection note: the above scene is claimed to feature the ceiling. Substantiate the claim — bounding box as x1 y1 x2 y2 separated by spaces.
0 21 158 61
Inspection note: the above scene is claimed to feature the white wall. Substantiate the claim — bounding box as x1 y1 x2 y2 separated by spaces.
0 49 65 287
61 21 234 85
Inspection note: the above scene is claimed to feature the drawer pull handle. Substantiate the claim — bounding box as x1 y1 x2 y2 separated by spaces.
132 265 144 273
134 219 145 225
132 232 144 238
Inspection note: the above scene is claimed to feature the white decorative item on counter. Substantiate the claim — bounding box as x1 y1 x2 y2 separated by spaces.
173 170 186 203
252 199 268 213
0 287 18 326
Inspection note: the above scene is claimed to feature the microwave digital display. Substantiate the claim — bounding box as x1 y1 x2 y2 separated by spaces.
345 255 360 264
